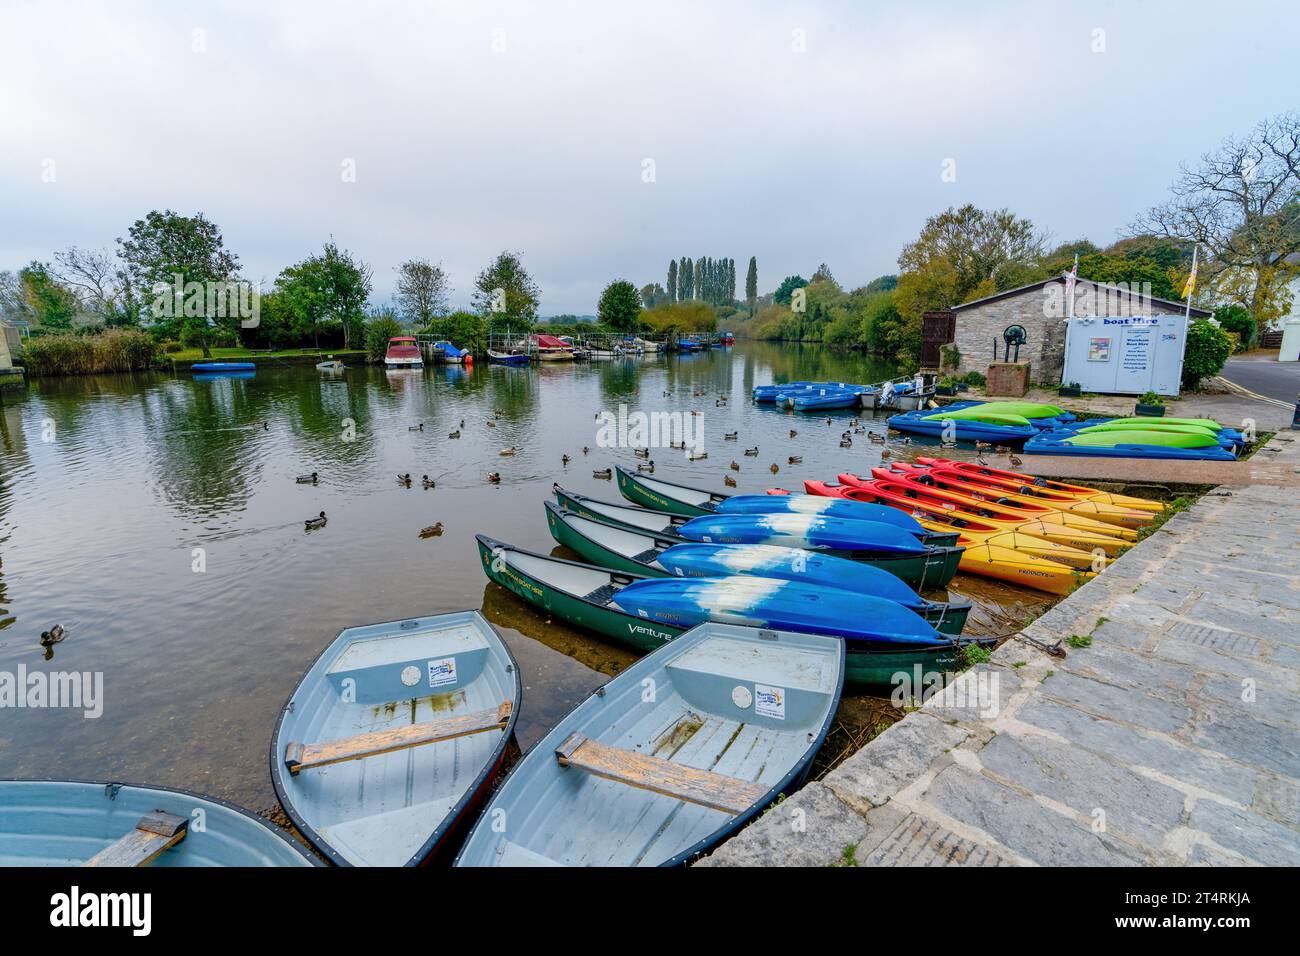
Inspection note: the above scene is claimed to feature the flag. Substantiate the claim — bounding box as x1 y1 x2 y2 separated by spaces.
1181 251 1198 300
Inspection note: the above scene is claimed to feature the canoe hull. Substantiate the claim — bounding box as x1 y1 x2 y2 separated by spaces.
479 537 984 686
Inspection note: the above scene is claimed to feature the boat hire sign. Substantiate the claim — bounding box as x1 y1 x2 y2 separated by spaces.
1060 315 1186 397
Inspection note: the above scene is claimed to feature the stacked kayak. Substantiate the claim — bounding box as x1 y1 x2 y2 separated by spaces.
752 381 875 409
543 501 972 634
888 401 1073 443
614 467 959 547
914 457 1164 513
1028 416 1243 460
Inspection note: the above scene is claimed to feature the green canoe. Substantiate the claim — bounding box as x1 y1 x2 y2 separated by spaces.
476 534 990 687
544 500 972 636
614 467 962 549
1075 421 1222 438
553 485 965 591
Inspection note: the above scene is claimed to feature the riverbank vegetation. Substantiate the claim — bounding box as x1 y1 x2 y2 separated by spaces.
20 328 158 376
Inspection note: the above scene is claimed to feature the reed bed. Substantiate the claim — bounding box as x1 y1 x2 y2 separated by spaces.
21 329 160 376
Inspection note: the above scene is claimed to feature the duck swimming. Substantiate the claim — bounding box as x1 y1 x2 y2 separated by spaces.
39 625 66 648
295 472 319 484
593 468 612 479
422 475 436 489
487 472 502 483
499 447 517 456
743 447 759 457
304 511 327 530
448 430 461 439
397 473 412 486
419 522 444 538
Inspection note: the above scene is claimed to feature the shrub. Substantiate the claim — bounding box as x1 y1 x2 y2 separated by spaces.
1138 391 1164 406
363 315 404 362
1214 305 1256 352
960 370 986 387
21 329 159 376
939 343 961 371
1182 319 1233 389
161 340 183 354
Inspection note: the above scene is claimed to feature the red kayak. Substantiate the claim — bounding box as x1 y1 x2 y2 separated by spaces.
914 457 1164 514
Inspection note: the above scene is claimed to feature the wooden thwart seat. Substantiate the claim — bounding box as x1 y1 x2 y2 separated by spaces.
554 733 769 816
285 701 511 775
85 810 187 867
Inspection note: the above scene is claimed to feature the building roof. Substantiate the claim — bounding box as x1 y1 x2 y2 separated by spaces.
952 276 1212 318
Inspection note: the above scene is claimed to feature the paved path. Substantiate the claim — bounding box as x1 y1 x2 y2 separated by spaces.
702 432 1300 867
1023 446 1300 488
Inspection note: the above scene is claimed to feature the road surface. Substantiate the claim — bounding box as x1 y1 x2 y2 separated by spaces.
1221 355 1300 404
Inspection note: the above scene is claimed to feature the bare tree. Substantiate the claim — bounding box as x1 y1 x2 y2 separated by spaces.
1133 112 1300 323
394 259 450 327
52 245 141 324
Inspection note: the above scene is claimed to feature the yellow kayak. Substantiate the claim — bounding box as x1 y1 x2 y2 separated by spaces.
917 518 1101 571
955 540 1094 595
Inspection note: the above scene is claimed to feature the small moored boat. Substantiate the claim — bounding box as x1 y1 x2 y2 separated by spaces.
455 621 843 866
544 501 971 635
477 535 986 685
0 780 315 866
190 361 255 373
384 336 423 368
271 610 521 866
487 349 530 367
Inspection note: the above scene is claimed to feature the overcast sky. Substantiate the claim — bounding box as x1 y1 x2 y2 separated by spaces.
2 0 1296 314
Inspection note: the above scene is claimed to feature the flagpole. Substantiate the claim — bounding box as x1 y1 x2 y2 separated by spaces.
1184 244 1198 320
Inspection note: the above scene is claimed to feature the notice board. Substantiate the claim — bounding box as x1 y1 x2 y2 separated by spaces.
1060 315 1187 396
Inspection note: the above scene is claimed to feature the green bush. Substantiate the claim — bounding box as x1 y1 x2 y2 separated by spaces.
363 316 404 362
22 329 160 376
161 339 183 354
1214 305 1256 352
960 370 986 387
1182 320 1233 389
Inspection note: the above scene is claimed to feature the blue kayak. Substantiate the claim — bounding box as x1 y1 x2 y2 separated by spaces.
677 513 927 557
715 494 926 535
788 388 865 411
610 576 945 646
191 361 255 372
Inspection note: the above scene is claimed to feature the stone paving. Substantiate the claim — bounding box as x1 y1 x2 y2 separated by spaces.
701 433 1300 867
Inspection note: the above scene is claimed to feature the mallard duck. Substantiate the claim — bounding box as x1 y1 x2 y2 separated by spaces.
730 460 740 471
582 446 590 455
789 429 797 438
901 437 912 446
636 461 655 473
839 439 852 448
39 625 65 647
499 447 517 456
593 468 612 479
262 421 269 430
409 423 424 431
769 463 780 474
995 445 1011 454
486 420 496 428
419 522 444 538
788 456 802 465
304 511 327 530
868 431 886 443
715 399 727 407
397 473 412 486
460 419 465 428
887 428 902 437
690 410 701 417
688 451 708 461
723 475 737 487
1009 454 1023 467
562 454 571 465
487 472 502 483
670 441 686 450
448 430 461 439
295 472 319 484
939 440 958 449
634 447 650 459
880 449 892 460
495 409 504 418
422 475 435 489
724 432 738 441
974 440 992 451
743 447 759 457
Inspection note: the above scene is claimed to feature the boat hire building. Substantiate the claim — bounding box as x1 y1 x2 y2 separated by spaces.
940 277 1211 385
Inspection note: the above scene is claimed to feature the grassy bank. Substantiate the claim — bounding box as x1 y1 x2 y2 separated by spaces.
167 347 367 364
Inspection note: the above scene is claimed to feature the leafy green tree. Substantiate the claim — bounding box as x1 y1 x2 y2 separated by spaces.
598 279 642 331
117 209 242 356
472 250 540 332
276 241 373 349
773 275 808 306
18 262 79 330
745 257 758 312
667 260 678 303
424 309 487 355
1214 304 1257 351
863 274 897 293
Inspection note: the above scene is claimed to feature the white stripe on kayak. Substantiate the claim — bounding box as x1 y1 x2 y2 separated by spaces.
686 576 788 612
697 544 792 572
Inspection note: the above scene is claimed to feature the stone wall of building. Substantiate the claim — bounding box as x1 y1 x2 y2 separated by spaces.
951 282 1199 385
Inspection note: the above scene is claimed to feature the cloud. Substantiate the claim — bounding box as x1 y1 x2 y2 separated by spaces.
2 0 1297 312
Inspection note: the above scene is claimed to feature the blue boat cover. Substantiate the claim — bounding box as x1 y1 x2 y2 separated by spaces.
715 494 926 535
610 575 944 646
655 543 926 609
677 513 927 556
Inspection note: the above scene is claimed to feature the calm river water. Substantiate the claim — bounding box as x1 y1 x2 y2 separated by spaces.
0 342 1052 815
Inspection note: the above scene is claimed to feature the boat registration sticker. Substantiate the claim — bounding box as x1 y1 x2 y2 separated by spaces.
754 684 785 720
427 657 457 688
731 685 753 709
400 665 421 687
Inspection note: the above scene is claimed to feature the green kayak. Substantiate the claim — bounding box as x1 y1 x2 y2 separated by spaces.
922 402 1062 423
1076 421 1223 438
1062 429 1220 449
